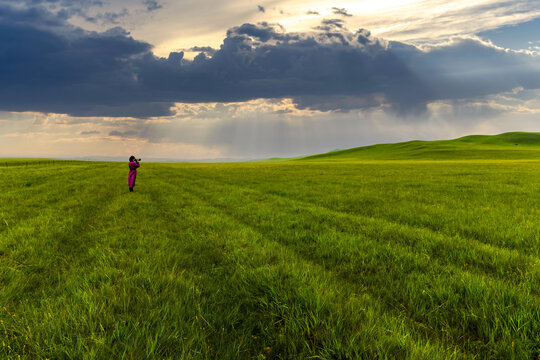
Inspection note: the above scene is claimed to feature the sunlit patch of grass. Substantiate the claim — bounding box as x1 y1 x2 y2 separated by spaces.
303 131 540 161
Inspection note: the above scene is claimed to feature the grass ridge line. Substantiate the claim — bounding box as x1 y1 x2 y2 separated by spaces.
166 170 538 358
174 169 538 290
0 166 113 236
152 176 466 359
181 164 537 255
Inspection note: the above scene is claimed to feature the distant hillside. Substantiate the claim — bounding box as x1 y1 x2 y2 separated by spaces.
302 132 540 160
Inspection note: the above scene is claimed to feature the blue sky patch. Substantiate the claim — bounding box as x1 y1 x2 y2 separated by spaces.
477 17 540 50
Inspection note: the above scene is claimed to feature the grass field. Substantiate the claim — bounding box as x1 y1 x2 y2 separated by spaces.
0 133 539 359
305 132 540 161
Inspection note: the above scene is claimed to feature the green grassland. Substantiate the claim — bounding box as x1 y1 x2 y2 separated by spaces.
1 133 539 359
0 159 74 166
303 132 540 160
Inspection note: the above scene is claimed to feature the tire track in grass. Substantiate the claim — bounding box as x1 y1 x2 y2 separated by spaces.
0 164 109 195
0 168 116 280
152 174 470 359
187 162 539 255
0 165 126 304
28 172 422 358
177 167 539 291
12 174 278 359
243 182 539 290
183 170 537 296
0 164 113 236
149 176 468 360
39 185 177 359
162 163 539 287
1 166 156 359
168 169 538 360
0 164 122 250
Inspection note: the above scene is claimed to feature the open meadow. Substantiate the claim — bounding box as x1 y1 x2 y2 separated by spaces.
1 134 539 359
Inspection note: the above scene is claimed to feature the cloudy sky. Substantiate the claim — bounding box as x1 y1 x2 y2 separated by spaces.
1 0 539 160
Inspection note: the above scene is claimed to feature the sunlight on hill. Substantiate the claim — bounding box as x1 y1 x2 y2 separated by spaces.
301 132 540 161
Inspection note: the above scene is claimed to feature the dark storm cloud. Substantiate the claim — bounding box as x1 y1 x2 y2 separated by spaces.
0 5 174 117
188 46 217 55
1 3 540 118
257 5 265 13
189 46 216 52
331 7 352 17
313 18 345 30
227 22 287 42
143 0 162 12
94 9 129 24
399 38 540 102
0 0 128 25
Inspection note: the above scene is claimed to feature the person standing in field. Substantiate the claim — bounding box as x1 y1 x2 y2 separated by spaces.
128 156 141 192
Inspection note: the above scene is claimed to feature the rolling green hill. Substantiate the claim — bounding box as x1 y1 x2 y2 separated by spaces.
302 132 540 160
